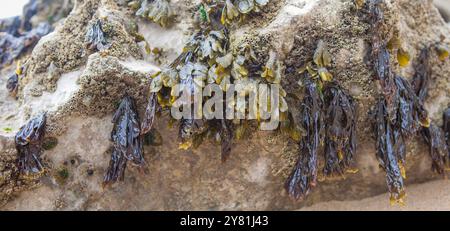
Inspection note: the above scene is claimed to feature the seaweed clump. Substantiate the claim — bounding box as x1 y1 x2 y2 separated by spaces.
370 99 406 204
0 0 52 67
421 125 449 174
141 92 158 135
144 0 279 161
6 73 19 97
131 0 173 27
323 83 357 177
6 62 24 97
411 47 450 174
444 108 450 152
15 113 47 178
0 22 52 69
285 74 323 201
286 41 357 201
104 96 145 186
366 0 433 204
85 20 110 52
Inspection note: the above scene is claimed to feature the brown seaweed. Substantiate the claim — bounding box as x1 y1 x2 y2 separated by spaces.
421 125 449 174
285 74 323 201
393 75 428 137
445 108 450 150
367 0 432 203
0 16 22 36
0 22 52 68
141 92 158 135
178 118 208 150
1 0 39 35
370 99 405 204
15 113 47 177
135 0 172 27
411 48 430 102
85 20 109 52
323 82 357 176
219 119 233 162
368 73 427 203
368 0 396 107
6 73 19 96
22 0 39 31
104 96 144 186
411 47 449 173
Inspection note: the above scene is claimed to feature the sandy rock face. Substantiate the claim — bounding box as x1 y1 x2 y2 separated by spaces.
0 0 449 210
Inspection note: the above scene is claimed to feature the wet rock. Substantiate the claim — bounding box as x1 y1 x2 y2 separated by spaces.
0 0 449 210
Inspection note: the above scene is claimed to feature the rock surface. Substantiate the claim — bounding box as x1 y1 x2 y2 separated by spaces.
300 179 450 211
0 0 449 210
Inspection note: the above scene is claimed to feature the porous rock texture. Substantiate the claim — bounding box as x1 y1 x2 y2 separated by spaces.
0 0 449 210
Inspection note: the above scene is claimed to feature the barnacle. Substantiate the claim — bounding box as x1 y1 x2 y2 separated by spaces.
323 82 357 177
421 125 449 174
85 20 109 52
370 99 406 205
104 96 144 186
135 0 172 27
15 113 47 178
285 74 323 201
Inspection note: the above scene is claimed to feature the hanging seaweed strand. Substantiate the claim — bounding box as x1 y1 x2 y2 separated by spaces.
323 82 357 177
412 46 449 174
285 73 324 201
104 96 145 186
